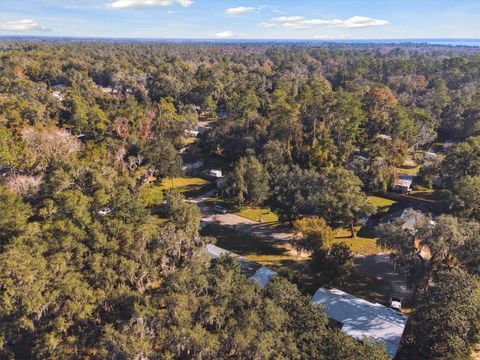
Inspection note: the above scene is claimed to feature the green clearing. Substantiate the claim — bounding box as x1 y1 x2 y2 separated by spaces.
332 226 382 255
397 163 420 176
202 224 305 272
140 177 211 207
158 177 209 191
234 207 279 223
206 199 279 223
368 195 397 214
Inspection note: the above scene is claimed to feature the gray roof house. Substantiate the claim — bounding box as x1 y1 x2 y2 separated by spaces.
204 244 277 287
312 287 408 357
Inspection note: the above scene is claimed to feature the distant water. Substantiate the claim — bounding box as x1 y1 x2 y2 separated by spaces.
423 40 480 47
308 38 480 47
1 36 479 47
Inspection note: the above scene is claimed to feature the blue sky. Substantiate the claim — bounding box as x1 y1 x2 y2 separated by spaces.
1 0 479 39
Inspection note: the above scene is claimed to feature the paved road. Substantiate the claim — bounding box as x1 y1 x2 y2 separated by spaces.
190 189 409 299
189 190 293 251
201 205 293 243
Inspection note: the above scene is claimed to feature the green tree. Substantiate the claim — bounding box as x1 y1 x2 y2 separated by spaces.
320 168 375 237
141 138 183 180
442 136 480 186
163 190 201 236
411 269 480 358
311 242 354 285
293 216 334 253
451 175 480 221
226 155 269 206
0 185 32 247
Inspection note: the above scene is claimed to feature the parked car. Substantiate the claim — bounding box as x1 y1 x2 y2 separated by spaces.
214 205 228 214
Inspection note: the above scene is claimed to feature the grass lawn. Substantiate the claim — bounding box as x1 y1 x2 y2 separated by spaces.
202 224 306 272
234 207 279 223
332 227 382 255
368 195 397 214
139 184 164 207
397 164 420 176
158 177 209 191
140 177 211 207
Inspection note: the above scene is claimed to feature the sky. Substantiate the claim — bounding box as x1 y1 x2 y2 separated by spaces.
1 0 479 40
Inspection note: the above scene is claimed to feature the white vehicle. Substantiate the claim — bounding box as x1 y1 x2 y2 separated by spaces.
214 205 228 214
389 297 402 311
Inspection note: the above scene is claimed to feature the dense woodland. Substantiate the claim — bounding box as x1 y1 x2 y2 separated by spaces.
1 40 480 359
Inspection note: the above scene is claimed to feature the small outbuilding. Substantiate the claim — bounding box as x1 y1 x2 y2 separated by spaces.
209 169 223 178
393 174 414 193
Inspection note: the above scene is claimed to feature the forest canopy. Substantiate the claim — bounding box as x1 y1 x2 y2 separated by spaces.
1 40 480 359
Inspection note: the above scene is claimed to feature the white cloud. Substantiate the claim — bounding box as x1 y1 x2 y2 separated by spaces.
106 0 193 9
282 22 311 30
272 16 304 22
263 15 389 30
314 34 352 39
176 0 193 6
215 30 235 38
226 6 256 15
259 22 277 28
341 16 389 28
0 19 50 32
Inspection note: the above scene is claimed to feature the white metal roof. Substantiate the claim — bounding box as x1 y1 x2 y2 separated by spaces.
204 244 276 285
250 266 277 287
312 287 408 357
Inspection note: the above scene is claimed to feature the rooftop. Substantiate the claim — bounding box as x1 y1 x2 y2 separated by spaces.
312 287 408 357
394 174 414 188
204 244 276 284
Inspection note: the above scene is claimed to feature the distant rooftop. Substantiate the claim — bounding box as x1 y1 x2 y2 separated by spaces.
312 287 408 357
204 244 276 285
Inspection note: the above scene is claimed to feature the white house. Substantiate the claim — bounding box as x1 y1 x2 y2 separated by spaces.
312 287 408 357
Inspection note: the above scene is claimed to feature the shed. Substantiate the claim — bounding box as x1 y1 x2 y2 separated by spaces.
393 174 414 193
376 134 393 141
312 287 408 357
209 169 223 178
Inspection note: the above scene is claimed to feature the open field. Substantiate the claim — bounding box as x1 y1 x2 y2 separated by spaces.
140 177 211 206
202 224 306 272
158 177 209 191
397 163 420 176
332 227 381 255
368 195 397 213
234 207 279 223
